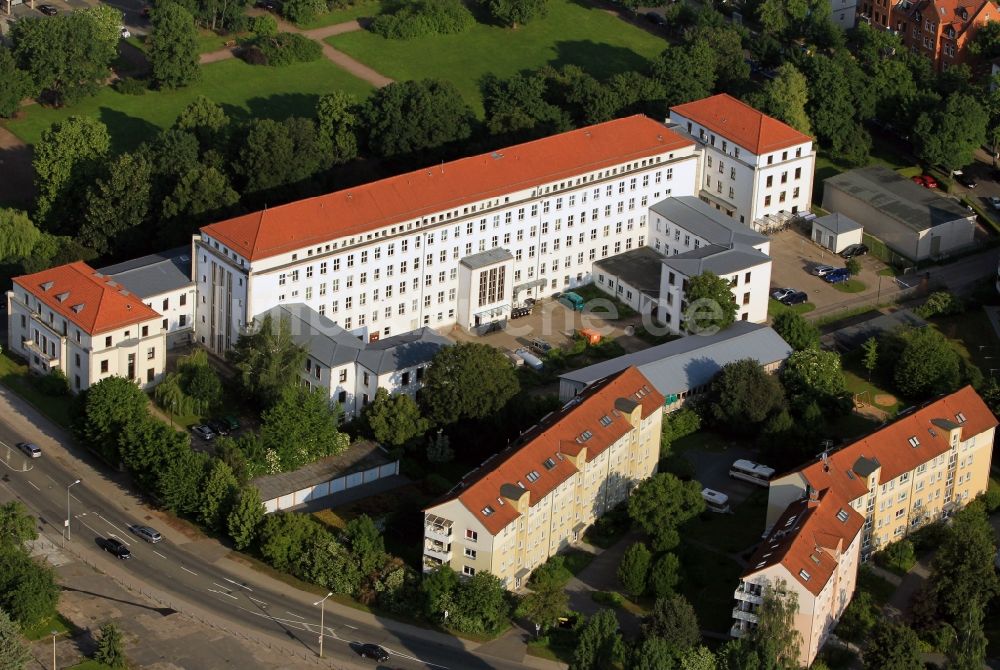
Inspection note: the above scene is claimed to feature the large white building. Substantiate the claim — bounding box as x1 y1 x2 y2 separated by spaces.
668 94 816 231
193 115 702 352
7 262 167 392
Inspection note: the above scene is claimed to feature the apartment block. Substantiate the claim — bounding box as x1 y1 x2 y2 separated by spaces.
736 386 997 666
194 116 700 353
7 262 167 392
668 94 816 231
422 366 663 589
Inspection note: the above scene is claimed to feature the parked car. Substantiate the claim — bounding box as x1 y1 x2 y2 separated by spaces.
130 525 162 543
206 419 230 436
770 288 795 301
220 416 240 432
645 11 667 25
528 338 552 354
779 291 809 306
911 174 939 189
37 4 58 15
809 264 837 277
358 644 389 662
254 0 277 10
191 425 216 441
100 537 132 559
989 196 1000 211
840 243 869 259
823 268 851 283
15 442 41 458
955 171 977 189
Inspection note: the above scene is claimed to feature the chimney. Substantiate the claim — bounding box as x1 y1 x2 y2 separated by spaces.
807 485 820 506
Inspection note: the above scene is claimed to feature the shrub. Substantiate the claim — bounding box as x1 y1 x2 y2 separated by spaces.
914 291 964 318
114 77 149 95
591 590 624 607
981 477 1000 513
369 0 475 39
240 34 322 66
845 257 861 276
36 368 70 396
874 539 916 575
249 14 279 36
239 45 269 65
282 0 327 24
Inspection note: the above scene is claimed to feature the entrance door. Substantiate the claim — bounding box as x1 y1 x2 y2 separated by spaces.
368 331 379 343
930 236 941 257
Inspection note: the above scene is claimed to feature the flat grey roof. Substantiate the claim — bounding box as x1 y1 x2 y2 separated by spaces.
594 247 663 298
661 244 770 277
820 308 927 352
560 321 792 395
252 441 392 501
824 167 972 232
814 212 862 234
461 248 513 270
650 196 767 248
263 303 366 367
357 327 452 375
97 247 193 298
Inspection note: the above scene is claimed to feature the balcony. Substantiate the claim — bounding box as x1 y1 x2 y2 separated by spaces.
730 622 751 638
424 541 452 562
733 587 764 604
22 339 58 364
425 513 453 541
422 555 444 572
732 607 759 623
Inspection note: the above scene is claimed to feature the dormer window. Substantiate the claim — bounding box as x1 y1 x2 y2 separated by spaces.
481 506 495 516
799 569 811 581
525 471 540 483
543 458 556 470
908 436 920 448
955 412 966 423
599 415 612 427
836 509 849 522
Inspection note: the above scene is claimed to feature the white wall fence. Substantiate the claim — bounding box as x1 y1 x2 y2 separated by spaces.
262 461 400 513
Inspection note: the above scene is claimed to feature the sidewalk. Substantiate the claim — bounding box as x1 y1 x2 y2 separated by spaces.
0 385 567 668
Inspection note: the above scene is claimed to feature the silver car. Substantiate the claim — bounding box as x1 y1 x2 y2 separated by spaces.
130 525 162 543
810 264 837 277
16 442 41 458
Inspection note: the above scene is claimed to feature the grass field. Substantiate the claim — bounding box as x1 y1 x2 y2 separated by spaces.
326 0 667 115
21 612 72 641
768 297 816 317
296 0 384 29
4 58 372 152
833 279 866 293
684 489 768 555
0 352 74 430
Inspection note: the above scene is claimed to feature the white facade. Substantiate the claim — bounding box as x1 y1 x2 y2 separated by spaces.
657 258 772 332
142 286 195 349
194 141 700 356
831 0 858 28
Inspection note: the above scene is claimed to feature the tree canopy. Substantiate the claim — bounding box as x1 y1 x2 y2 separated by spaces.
420 342 519 425
33 116 110 230
149 3 201 89
771 311 819 351
0 47 34 119
260 385 349 472
863 620 922 670
891 327 961 399
364 387 429 447
708 359 785 432
572 609 624 670
683 272 737 334
364 79 475 159
628 473 705 551
642 594 701 650
484 0 549 27
228 314 308 408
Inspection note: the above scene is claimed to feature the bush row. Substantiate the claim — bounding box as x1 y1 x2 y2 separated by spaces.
369 0 475 39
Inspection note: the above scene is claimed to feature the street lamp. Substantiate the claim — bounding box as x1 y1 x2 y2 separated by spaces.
65 479 80 541
51 630 57 670
312 592 333 658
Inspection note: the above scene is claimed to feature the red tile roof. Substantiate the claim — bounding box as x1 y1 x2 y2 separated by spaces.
13 261 161 335
746 490 864 596
670 93 813 155
439 367 663 536
201 116 693 261
796 386 997 501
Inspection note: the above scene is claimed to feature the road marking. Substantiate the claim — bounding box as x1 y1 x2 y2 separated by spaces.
152 550 167 559
95 513 131 540
285 611 304 619
26 480 39 491
247 597 268 606
223 577 253 591
343 624 358 630
77 518 103 536
213 582 234 592
208 589 238 600
106 533 131 546
180 566 198 576
380 646 449 669
44 473 57 485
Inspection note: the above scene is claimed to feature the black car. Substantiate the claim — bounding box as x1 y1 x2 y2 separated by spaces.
358 644 389 662
957 173 978 188
206 419 230 436
254 0 277 9
780 291 809 306
38 4 58 15
100 537 132 559
645 11 667 25
840 243 869 259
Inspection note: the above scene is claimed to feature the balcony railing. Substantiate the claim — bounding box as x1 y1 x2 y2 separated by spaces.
732 607 759 623
22 339 58 363
730 622 752 638
425 524 452 541
733 587 764 604
424 542 452 561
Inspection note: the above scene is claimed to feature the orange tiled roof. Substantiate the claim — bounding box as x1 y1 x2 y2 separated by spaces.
670 93 812 155
908 0 996 40
201 116 693 261
746 490 864 596
13 261 161 335
444 367 664 536
796 386 997 501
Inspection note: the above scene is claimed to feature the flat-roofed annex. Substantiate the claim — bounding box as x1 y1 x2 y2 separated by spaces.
200 115 693 262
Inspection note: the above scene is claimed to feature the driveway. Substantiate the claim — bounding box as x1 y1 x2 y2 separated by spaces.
684 442 761 507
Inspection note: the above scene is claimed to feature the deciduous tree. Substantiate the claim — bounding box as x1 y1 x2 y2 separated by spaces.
0 607 30 670
747 580 801 670
892 327 961 399
863 620 921 670
0 47 34 119
421 565 459 620
628 474 705 551
149 3 201 89
683 271 737 334
912 93 988 172
420 342 518 426
756 63 811 134
449 572 510 634
482 71 571 140
33 116 110 230
647 552 682 599
0 503 35 551
0 210 42 262
642 594 701 650
156 448 208 515
0 547 58 628
630 636 676 670
771 311 819 351
79 152 152 255
484 0 548 27
228 314 308 408
343 515 385 576
77 376 149 463
862 336 878 380
781 349 846 402
650 40 716 108
173 96 229 150
364 388 429 447
516 579 568 631
316 91 360 164
260 385 349 471
364 79 475 159
708 359 785 432
226 486 264 550
198 459 239 530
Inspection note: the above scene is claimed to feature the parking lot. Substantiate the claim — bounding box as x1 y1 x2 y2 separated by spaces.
767 227 888 313
2 0 147 38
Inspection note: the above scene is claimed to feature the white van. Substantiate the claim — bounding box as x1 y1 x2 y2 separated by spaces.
701 488 731 513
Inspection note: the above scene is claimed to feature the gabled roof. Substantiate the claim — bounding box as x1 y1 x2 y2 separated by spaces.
201 116 693 262
560 321 793 394
813 212 862 235
357 328 452 375
432 367 664 535
14 261 161 335
793 386 997 502
745 490 864 596
661 244 771 278
670 94 812 155
97 246 193 299
906 0 997 41
650 196 768 248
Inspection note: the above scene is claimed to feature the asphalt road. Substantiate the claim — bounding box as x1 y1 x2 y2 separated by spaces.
0 419 529 670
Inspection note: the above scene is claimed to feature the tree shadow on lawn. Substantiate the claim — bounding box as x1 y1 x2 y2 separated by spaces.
0 141 35 210
550 40 655 81
241 92 325 126
97 107 161 155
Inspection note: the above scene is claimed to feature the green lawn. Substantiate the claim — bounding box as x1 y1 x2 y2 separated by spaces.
0 353 74 430
326 0 667 115
684 489 768 555
928 308 998 373
678 541 743 634
67 662 115 670
768 297 816 318
4 58 372 152
296 0 384 29
833 279 866 293
21 612 72 641
126 28 238 54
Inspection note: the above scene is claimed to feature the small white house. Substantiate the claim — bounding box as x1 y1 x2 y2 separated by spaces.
811 213 863 254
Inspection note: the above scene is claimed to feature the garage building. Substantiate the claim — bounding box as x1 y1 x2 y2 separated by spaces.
810 213 863 253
